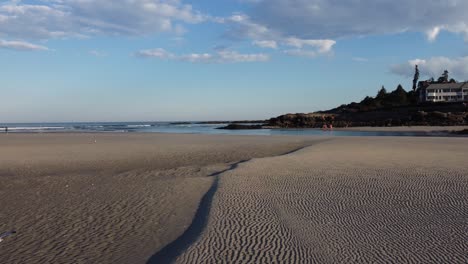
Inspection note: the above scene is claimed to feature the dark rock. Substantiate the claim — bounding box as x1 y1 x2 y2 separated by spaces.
453 129 468 135
170 122 192 125
216 124 265 130
197 120 266 125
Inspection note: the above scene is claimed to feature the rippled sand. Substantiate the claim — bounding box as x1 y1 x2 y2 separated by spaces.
174 137 468 263
0 133 315 264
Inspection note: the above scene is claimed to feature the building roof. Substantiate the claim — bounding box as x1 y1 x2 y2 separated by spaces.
426 82 468 90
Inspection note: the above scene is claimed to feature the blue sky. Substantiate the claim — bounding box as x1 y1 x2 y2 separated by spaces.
1 0 467 122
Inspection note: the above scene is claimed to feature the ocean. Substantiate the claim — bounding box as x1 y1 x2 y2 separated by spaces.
0 122 456 137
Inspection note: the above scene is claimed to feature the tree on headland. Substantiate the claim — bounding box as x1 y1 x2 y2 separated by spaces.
395 84 406 95
346 84 411 111
376 86 387 99
386 84 408 106
361 96 374 106
412 65 419 91
442 70 449 81
437 70 449 83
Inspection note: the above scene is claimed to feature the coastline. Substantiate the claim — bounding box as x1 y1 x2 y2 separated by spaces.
1 122 468 136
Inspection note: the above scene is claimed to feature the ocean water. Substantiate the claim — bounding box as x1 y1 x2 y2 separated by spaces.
0 122 456 137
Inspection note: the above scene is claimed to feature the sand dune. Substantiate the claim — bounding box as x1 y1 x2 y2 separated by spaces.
175 137 468 263
0 133 316 264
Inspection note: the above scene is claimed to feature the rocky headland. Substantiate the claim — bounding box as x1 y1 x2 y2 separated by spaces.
221 85 468 129
268 102 468 128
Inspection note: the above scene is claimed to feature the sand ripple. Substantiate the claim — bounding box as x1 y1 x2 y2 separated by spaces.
0 133 315 264
175 138 468 263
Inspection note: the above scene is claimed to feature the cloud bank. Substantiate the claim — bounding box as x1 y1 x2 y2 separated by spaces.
0 0 205 40
244 0 468 41
1 0 467 57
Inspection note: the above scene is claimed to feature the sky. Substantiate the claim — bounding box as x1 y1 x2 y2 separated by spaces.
1 0 468 122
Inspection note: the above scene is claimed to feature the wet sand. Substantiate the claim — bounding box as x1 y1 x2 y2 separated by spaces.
335 125 468 133
0 134 467 263
0 133 316 264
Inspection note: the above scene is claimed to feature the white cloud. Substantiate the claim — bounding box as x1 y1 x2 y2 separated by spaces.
215 50 269 63
253 40 277 49
247 0 468 42
136 48 269 63
426 27 441 42
180 53 214 63
222 14 335 58
391 56 468 80
0 0 206 40
136 48 175 59
284 49 319 58
0 39 48 51
223 13 273 41
283 38 335 53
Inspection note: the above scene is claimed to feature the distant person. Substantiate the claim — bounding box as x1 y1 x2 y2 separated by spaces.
329 124 333 130
4 126 7 133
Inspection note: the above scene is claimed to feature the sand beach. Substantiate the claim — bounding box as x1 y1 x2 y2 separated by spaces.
0 134 467 263
0 133 315 263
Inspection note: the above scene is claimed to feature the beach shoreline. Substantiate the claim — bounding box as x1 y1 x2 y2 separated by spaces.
1 122 468 136
332 125 468 132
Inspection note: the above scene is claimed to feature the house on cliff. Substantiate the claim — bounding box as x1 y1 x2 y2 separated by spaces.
421 82 468 102
417 69 468 103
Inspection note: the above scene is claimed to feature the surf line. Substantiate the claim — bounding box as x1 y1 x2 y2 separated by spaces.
146 140 330 263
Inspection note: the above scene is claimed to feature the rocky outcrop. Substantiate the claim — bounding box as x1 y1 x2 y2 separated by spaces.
268 113 334 128
198 120 267 125
216 124 265 130
269 103 468 128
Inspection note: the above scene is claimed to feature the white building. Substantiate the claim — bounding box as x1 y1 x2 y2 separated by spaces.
423 82 468 102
